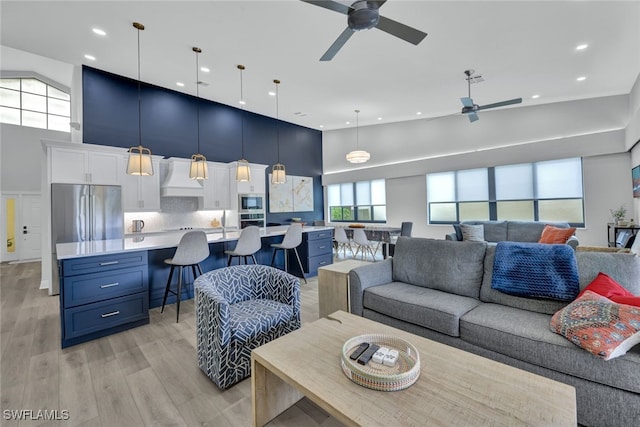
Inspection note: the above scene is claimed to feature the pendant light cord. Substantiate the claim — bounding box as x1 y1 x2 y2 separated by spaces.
355 109 360 150
239 65 245 159
136 25 142 148
275 80 280 163
194 48 200 154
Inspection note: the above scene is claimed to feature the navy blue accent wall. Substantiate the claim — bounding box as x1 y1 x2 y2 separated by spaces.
82 66 324 224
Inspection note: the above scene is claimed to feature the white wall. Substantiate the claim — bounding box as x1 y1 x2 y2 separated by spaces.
1 123 70 192
627 73 640 221
323 94 635 246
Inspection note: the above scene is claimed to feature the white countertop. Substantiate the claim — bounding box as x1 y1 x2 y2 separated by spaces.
56 226 333 260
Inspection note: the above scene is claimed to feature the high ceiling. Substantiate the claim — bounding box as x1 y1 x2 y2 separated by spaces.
1 1 639 130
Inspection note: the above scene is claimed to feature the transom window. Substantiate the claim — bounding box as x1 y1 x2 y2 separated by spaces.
0 77 70 132
427 158 584 227
328 179 386 223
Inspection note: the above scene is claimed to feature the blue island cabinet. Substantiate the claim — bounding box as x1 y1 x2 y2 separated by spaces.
59 251 149 348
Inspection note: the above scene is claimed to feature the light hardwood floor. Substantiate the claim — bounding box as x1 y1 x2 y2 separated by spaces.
0 260 348 427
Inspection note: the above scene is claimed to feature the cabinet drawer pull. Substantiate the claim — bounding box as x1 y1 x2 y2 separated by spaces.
100 282 120 289
99 261 119 266
101 310 120 318
319 246 326 249
319 261 328 265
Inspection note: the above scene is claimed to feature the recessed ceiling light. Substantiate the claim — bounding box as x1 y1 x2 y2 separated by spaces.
268 91 276 96
200 67 210 73
84 54 96 61
176 82 185 87
239 100 246 105
92 28 106 36
576 76 587 82
319 125 324 128
575 43 588 51
416 112 422 115
377 117 382 121
531 94 540 99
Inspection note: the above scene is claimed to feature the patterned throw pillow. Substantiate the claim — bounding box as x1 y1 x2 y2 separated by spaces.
460 224 484 242
550 291 640 360
538 224 576 244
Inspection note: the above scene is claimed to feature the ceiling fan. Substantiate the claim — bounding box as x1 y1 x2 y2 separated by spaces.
460 69 522 123
300 0 427 61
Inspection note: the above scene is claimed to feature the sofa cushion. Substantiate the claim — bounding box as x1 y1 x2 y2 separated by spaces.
460 303 640 393
491 242 579 301
505 221 569 242
393 238 486 298
578 272 640 307
538 225 577 244
576 251 640 295
364 282 481 337
462 220 507 242
480 245 569 314
550 291 640 360
229 299 294 343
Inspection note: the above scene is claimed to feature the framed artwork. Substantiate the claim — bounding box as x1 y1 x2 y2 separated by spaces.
632 165 640 198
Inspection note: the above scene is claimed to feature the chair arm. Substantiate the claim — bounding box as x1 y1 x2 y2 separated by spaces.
567 236 579 250
264 268 301 317
349 258 393 316
194 276 232 346
445 232 459 241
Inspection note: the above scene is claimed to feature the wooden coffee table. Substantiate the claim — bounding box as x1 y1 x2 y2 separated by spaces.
251 311 576 426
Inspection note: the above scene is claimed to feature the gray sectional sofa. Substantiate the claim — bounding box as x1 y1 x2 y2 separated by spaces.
349 237 640 427
445 220 580 249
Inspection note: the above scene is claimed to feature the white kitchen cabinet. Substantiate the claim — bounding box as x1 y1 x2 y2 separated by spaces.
50 146 120 185
229 162 267 195
120 156 161 212
199 162 231 210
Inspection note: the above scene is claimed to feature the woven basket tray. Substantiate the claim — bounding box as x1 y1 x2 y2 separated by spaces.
341 334 420 392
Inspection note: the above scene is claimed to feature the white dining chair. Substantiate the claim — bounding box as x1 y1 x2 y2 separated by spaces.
352 228 378 261
334 227 353 258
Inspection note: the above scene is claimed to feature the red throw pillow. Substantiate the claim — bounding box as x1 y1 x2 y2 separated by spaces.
577 272 640 308
538 225 576 244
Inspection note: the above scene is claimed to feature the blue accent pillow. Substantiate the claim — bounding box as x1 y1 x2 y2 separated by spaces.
453 224 463 241
491 242 579 301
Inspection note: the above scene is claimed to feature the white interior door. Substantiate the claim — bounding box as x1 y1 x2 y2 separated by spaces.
20 194 42 260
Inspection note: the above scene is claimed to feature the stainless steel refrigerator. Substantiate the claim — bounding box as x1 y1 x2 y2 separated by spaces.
51 183 123 295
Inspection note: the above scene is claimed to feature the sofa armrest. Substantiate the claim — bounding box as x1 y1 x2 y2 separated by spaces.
349 258 393 316
445 232 459 241
567 236 579 250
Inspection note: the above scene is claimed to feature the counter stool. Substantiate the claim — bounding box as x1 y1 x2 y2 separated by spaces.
161 231 210 322
225 226 261 266
270 223 307 284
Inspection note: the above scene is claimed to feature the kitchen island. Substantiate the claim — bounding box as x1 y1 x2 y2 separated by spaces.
56 226 333 348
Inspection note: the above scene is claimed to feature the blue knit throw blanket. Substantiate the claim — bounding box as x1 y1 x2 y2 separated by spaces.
491 242 579 301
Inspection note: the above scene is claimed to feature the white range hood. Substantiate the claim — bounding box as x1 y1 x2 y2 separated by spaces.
161 157 204 197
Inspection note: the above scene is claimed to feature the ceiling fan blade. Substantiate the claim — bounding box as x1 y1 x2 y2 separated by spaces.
468 112 479 123
460 97 474 108
375 15 427 45
299 0 351 15
320 27 354 61
478 98 522 110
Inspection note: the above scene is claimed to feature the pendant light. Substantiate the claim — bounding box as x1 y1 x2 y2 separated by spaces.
188 47 208 180
126 22 154 176
345 109 370 164
271 79 286 185
235 64 251 182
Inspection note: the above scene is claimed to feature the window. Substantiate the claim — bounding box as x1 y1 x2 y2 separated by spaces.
0 78 70 132
427 158 584 227
328 179 386 222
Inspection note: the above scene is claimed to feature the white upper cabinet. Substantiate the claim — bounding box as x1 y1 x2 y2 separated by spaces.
229 162 267 195
49 145 121 185
119 156 161 212
199 162 231 210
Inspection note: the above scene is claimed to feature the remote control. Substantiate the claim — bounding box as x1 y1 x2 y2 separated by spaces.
349 343 370 360
383 349 399 367
357 344 380 365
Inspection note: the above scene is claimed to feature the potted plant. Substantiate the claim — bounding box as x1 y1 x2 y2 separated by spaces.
610 204 627 226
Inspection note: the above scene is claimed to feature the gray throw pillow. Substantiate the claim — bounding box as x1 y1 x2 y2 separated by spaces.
461 224 485 242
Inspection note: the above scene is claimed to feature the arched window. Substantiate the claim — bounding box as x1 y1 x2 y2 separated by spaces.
0 76 70 132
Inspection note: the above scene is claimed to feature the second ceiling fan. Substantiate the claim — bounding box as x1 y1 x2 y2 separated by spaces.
460 69 522 123
301 0 428 61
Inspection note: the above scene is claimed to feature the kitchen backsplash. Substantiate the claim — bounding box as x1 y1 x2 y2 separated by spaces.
124 197 230 233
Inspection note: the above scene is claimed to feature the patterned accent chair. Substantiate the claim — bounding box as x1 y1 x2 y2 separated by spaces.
194 265 301 389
